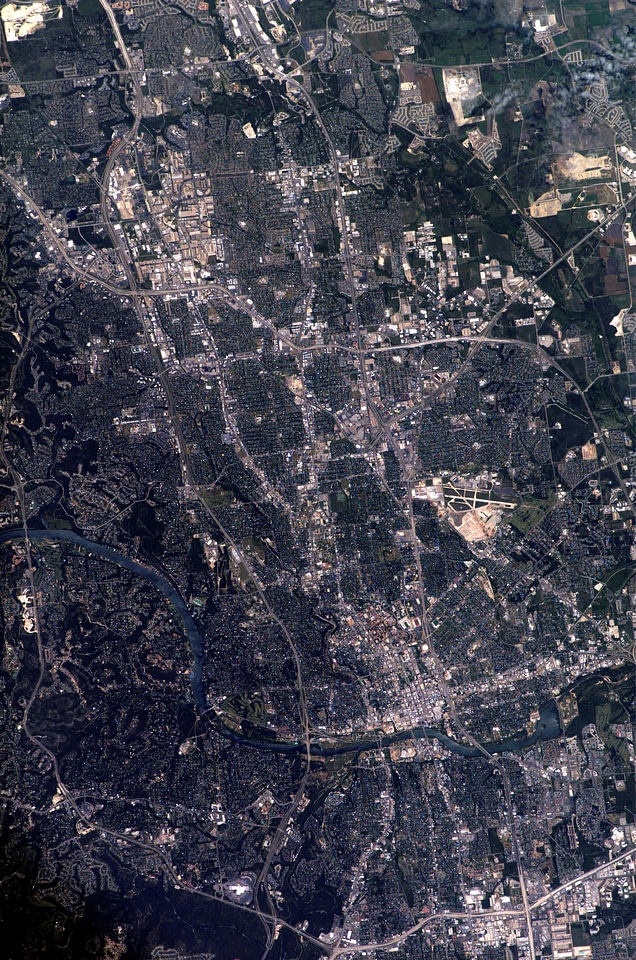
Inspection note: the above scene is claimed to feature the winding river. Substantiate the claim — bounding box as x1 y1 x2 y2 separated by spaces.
0 527 562 759
0 526 208 709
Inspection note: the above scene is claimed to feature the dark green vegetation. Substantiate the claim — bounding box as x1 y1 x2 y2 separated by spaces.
508 492 556 534
407 0 514 64
77 0 103 15
0 818 321 960
6 3 117 82
565 665 635 738
295 0 335 31
1 0 635 953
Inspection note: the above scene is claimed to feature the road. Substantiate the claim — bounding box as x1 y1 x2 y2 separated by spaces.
530 846 636 911
222 14 564 960
367 194 636 439
353 331 635 510
325 847 636 958
326 845 636 958
3 7 315 955
90 7 315 948
1 7 633 958
328 910 524 959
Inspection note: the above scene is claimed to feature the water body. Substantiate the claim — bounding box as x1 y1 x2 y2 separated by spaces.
0 527 207 709
0 527 562 760
209 700 562 759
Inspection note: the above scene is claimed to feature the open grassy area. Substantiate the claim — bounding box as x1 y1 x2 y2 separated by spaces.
296 0 335 31
77 0 103 15
508 492 556 533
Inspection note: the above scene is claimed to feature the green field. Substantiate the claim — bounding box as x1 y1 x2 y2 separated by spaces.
77 0 103 15
508 492 556 533
296 0 335 31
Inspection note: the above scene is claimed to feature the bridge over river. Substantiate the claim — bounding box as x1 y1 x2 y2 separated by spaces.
0 527 562 759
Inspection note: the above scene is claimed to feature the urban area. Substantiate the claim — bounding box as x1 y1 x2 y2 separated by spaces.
0 0 634 955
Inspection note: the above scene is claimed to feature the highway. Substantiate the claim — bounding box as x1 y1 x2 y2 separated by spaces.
2 6 317 958
530 846 636 912
366 194 636 440
328 910 525 959
1 6 633 959
224 14 546 960
326 845 636 958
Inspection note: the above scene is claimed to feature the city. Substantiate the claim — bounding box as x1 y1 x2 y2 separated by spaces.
0 0 634 955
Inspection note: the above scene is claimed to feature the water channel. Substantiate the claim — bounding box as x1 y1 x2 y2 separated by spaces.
1 527 562 759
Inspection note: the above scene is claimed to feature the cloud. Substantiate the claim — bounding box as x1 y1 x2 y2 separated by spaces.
485 88 517 119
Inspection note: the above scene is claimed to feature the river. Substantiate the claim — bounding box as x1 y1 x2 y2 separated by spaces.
0 526 207 709
0 527 562 760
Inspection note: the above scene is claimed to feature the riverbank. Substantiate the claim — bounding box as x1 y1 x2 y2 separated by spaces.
1 527 563 761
